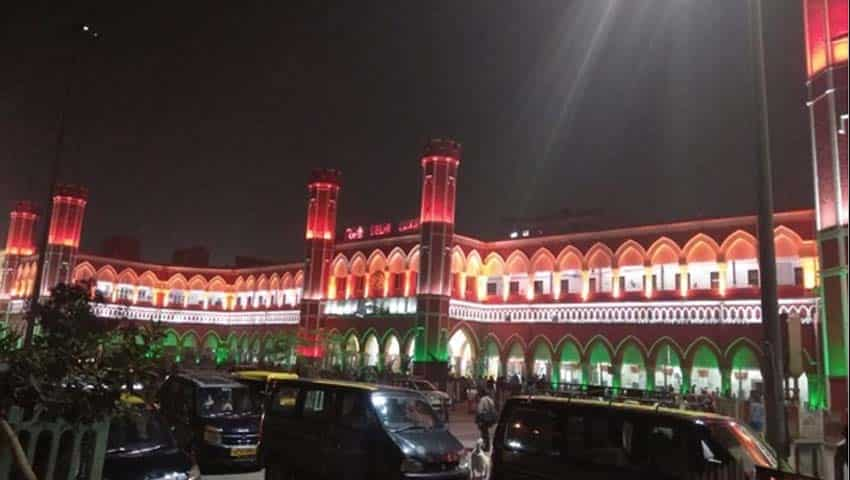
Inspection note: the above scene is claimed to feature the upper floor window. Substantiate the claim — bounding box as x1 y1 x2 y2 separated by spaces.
747 269 760 287
794 267 804 287
486 281 498 296
168 290 184 305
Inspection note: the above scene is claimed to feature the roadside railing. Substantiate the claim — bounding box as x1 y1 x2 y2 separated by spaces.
0 406 109 480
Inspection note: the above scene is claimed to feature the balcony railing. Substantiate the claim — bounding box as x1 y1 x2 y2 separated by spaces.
90 303 300 325
448 297 817 325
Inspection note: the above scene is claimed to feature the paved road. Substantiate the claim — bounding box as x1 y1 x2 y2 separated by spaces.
207 409 482 480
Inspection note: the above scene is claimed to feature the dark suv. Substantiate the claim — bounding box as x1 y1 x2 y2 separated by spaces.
157 372 261 471
491 396 781 480
259 378 470 480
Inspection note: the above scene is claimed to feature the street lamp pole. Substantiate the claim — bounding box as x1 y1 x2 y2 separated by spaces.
747 0 788 458
22 24 99 347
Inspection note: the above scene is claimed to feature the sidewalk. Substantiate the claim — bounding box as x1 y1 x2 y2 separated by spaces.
448 408 482 450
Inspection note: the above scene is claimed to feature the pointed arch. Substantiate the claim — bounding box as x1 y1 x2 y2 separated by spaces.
724 337 763 364
682 234 721 263
614 335 649 365
584 335 615 364
71 262 97 284
381 328 402 347
294 270 303 288
465 250 482 276
482 253 506 277
773 225 804 258
116 268 138 286
647 237 683 265
585 243 614 269
407 246 421 273
95 265 118 283
505 250 531 275
530 248 556 274
281 272 294 290
387 248 408 273
207 275 228 292
721 230 758 262
234 276 246 292
256 274 269 291
349 253 367 276
448 322 480 353
450 247 466 274
556 336 582 364
529 335 556 359
367 249 388 273
614 240 648 268
684 337 724 368
138 271 158 288
556 245 585 271
482 333 503 354
268 274 281 294
503 334 528 355
647 337 685 366
187 274 207 291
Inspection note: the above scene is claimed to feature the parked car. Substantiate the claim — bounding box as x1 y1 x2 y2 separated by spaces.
491 396 782 480
103 395 200 480
157 371 261 471
392 377 452 421
259 378 470 480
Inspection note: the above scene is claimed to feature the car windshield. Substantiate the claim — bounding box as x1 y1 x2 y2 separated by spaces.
371 392 440 432
107 411 174 455
705 420 778 469
198 386 256 417
413 380 437 391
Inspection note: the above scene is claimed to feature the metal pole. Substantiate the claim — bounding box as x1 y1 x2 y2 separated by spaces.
748 0 788 458
23 24 97 347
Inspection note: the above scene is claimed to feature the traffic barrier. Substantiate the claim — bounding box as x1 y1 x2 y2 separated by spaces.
0 406 109 480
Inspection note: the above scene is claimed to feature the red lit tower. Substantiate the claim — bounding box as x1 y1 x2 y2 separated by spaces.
41 184 88 295
413 139 461 386
0 202 39 295
802 0 848 418
299 168 342 359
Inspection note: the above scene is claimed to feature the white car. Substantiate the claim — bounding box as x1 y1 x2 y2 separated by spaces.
397 378 452 421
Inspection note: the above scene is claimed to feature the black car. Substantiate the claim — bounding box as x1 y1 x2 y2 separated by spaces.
103 407 199 480
259 378 470 480
157 371 261 471
491 396 781 480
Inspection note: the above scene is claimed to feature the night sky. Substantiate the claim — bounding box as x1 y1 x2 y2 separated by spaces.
1 1 813 266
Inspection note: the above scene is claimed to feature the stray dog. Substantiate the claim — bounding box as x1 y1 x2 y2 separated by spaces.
470 439 491 480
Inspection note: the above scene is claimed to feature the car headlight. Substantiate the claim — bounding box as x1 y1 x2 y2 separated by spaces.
400 458 424 473
187 464 202 480
203 425 222 445
458 450 470 471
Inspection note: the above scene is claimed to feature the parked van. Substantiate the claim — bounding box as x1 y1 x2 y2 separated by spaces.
259 378 470 479
157 371 261 470
491 395 782 480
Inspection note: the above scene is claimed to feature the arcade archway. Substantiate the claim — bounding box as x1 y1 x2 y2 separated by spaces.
448 329 474 377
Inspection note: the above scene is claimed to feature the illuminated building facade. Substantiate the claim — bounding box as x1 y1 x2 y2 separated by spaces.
0 138 824 404
803 0 848 418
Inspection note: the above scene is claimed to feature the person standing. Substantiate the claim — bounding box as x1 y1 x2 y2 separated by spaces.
476 388 498 451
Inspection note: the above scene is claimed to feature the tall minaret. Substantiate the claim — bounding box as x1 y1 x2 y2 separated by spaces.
803 0 848 418
299 168 342 359
413 139 461 386
0 201 39 296
41 184 88 295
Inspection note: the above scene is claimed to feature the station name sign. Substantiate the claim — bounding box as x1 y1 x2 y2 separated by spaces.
344 218 420 241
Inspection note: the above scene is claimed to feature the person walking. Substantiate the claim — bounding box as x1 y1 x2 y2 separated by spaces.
476 388 498 452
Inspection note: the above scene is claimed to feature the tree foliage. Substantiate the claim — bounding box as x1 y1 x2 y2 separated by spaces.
0 283 166 423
